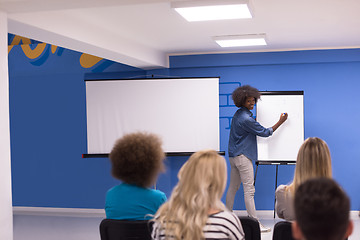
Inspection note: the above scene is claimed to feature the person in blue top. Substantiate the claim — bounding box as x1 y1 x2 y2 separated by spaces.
226 85 288 232
105 132 167 220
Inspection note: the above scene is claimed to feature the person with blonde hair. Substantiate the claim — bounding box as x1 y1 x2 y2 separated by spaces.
152 150 245 240
105 132 166 220
275 137 332 221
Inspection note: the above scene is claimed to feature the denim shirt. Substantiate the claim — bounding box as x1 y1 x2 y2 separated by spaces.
228 107 273 160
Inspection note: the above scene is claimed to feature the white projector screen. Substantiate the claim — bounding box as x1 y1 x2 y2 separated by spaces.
256 92 304 161
85 78 220 154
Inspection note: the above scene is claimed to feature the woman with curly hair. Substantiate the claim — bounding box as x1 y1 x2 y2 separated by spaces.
275 137 332 221
226 85 288 232
152 150 245 240
105 132 166 220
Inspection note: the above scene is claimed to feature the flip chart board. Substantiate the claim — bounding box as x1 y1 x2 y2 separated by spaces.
256 91 304 161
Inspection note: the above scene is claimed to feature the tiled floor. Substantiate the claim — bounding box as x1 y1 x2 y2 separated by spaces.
235 211 360 240
13 209 359 240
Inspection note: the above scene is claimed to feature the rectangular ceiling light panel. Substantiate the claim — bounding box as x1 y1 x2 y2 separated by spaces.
213 34 267 47
172 0 252 21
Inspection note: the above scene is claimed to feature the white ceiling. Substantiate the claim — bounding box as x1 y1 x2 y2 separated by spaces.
2 0 360 69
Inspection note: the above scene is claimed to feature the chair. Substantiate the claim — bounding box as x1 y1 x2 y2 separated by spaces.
272 220 348 240
238 216 261 240
272 221 294 240
99 219 153 240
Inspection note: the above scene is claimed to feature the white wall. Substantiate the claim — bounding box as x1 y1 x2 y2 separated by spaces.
13 215 103 240
13 208 105 240
0 11 13 240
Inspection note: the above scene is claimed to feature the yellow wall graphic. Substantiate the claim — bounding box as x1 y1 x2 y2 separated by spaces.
80 53 103 68
8 34 104 69
21 43 47 59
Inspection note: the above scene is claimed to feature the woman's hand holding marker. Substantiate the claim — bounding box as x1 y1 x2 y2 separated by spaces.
272 113 288 132
280 113 288 123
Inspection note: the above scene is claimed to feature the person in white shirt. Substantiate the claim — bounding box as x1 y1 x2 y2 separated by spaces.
275 137 332 221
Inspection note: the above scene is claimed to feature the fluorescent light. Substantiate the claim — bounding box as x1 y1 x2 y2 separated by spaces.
171 0 252 22
213 34 267 47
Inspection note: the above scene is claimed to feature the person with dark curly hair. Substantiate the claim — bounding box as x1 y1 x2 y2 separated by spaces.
292 178 353 240
105 132 167 220
226 85 288 232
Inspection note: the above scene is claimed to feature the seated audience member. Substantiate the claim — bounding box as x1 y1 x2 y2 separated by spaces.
275 137 332 221
152 150 245 240
105 132 166 220
292 177 353 240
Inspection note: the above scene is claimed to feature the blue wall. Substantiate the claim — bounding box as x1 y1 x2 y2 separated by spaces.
149 49 360 210
9 40 360 210
8 40 145 208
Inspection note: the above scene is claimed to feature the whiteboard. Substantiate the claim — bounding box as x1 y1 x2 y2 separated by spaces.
85 78 220 154
256 92 304 161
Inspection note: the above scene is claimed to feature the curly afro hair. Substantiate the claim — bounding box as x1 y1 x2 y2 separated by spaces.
232 85 261 108
109 132 165 188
